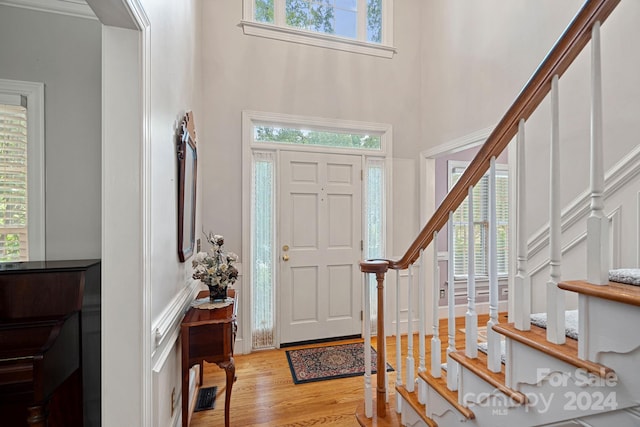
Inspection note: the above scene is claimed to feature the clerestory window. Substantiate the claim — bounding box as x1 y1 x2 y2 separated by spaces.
241 0 395 58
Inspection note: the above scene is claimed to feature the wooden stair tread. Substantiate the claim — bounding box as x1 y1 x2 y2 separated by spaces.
395 385 438 427
493 323 613 378
450 350 526 404
418 370 475 419
559 280 640 306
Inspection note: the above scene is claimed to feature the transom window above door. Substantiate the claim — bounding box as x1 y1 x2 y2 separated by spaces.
241 0 396 58
254 124 381 150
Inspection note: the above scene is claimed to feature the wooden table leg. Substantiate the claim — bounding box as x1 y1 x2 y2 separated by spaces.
26 404 46 427
218 358 235 427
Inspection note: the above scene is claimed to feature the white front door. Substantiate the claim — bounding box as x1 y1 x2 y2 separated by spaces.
279 150 363 345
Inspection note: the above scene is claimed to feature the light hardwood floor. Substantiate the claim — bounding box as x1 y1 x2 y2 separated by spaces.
189 314 493 427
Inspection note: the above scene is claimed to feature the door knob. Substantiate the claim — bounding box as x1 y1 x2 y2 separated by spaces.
282 254 290 261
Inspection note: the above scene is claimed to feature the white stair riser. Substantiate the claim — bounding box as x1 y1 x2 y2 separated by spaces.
425 384 468 422
403 389 640 427
459 362 623 427
399 402 426 427
582 295 640 360
459 366 519 409
574 405 640 427
595 346 640 403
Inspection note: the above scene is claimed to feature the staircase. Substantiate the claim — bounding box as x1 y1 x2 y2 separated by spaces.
357 1 640 426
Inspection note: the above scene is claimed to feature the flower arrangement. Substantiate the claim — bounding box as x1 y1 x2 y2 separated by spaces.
192 233 238 300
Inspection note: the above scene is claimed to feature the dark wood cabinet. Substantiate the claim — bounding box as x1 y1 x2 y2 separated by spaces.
181 289 237 427
0 259 101 426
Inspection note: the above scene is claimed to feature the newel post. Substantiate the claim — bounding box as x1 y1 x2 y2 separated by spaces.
360 259 389 419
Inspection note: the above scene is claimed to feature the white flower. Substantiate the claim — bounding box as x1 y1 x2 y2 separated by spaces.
192 232 237 289
194 252 208 263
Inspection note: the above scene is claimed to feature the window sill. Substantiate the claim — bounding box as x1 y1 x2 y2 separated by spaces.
239 20 396 59
452 276 509 284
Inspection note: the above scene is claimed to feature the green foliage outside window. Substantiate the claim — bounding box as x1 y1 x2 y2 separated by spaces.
367 0 382 42
254 0 382 43
0 104 28 262
255 125 381 149
255 0 274 22
287 0 334 34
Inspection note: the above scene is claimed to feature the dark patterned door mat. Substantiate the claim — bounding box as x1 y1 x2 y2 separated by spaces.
194 386 217 412
285 342 393 384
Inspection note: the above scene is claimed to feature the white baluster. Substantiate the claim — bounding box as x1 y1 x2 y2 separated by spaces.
547 75 566 345
418 249 427 403
364 272 372 418
587 20 610 286
487 157 501 373
515 118 531 331
395 269 402 413
431 231 442 378
447 211 459 390
406 266 415 392
465 185 478 358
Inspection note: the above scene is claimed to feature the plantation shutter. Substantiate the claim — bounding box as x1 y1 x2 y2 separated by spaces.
495 172 509 276
0 94 29 262
451 164 509 279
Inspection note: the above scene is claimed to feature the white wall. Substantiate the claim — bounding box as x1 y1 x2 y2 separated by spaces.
420 0 582 148
200 0 425 260
0 5 101 260
140 0 203 426
143 0 203 329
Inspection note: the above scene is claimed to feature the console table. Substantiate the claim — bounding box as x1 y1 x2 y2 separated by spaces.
181 289 237 427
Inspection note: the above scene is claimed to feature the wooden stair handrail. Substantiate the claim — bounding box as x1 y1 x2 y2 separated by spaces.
362 0 620 272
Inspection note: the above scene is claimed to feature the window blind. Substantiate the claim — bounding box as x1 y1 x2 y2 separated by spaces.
451 165 508 279
0 100 28 262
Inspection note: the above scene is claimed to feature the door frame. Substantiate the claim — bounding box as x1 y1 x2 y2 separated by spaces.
241 110 393 353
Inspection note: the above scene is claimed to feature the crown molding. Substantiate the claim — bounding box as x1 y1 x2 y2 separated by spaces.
420 126 495 159
0 0 96 20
